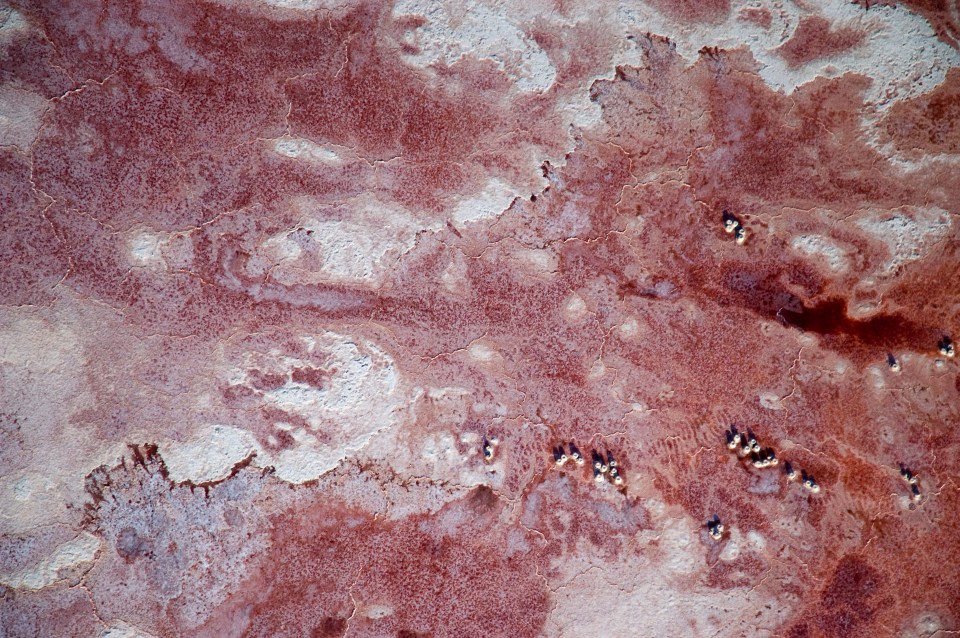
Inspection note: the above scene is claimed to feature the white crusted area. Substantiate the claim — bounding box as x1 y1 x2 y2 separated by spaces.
0 532 101 590
790 234 850 272
127 230 169 270
450 177 518 227
0 85 49 151
0 310 131 536
0 7 30 46
854 206 953 276
270 135 348 165
159 425 258 484
250 194 438 287
548 507 796 637
356 384 512 494
99 622 158 638
392 0 557 93
220 332 408 484
614 0 960 110
218 0 363 12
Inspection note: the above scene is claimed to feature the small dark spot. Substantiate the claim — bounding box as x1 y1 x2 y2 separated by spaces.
115 526 153 562
821 554 883 611
785 622 810 638
311 616 346 637
291 366 329 388
470 484 498 512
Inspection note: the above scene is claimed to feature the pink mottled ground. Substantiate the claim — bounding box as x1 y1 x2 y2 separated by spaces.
1 1 959 637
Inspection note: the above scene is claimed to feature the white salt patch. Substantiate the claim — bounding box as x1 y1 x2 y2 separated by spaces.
746 530 766 551
468 341 498 362
513 246 559 278
719 526 742 562
588 359 606 379
12 478 31 501
0 313 131 536
563 293 588 322
393 0 557 93
0 8 29 45
251 333 405 483
558 91 604 129
615 0 960 110
128 230 168 269
759 391 785 410
856 207 952 276
257 195 434 287
440 252 469 296
550 512 796 636
0 86 49 151
270 445 343 484
450 177 517 226
0 317 79 371
660 516 699 574
421 432 463 465
159 425 257 484
0 533 100 590
247 0 360 9
271 136 344 164
99 621 157 638
909 611 943 637
791 235 848 272
363 604 394 619
619 317 641 338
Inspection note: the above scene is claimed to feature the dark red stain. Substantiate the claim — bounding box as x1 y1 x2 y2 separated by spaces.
644 0 732 24
881 67 960 154
778 297 935 352
290 365 330 387
245 368 288 391
738 6 773 29
0 150 64 306
222 383 257 405
810 555 887 637
0 585 99 638
0 25 74 98
777 15 866 68
195 481 550 637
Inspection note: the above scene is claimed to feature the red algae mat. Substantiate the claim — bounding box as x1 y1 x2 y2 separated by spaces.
1 1 959 636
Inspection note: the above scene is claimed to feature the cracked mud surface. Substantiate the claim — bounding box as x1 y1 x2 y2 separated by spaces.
1 0 959 636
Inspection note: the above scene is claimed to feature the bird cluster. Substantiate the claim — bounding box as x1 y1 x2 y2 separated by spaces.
722 210 747 245
481 435 500 461
886 335 953 375
591 450 624 486
938 335 955 358
553 442 624 486
899 463 922 502
552 441 584 468
886 352 902 373
725 425 776 469
724 424 820 494
706 515 724 540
